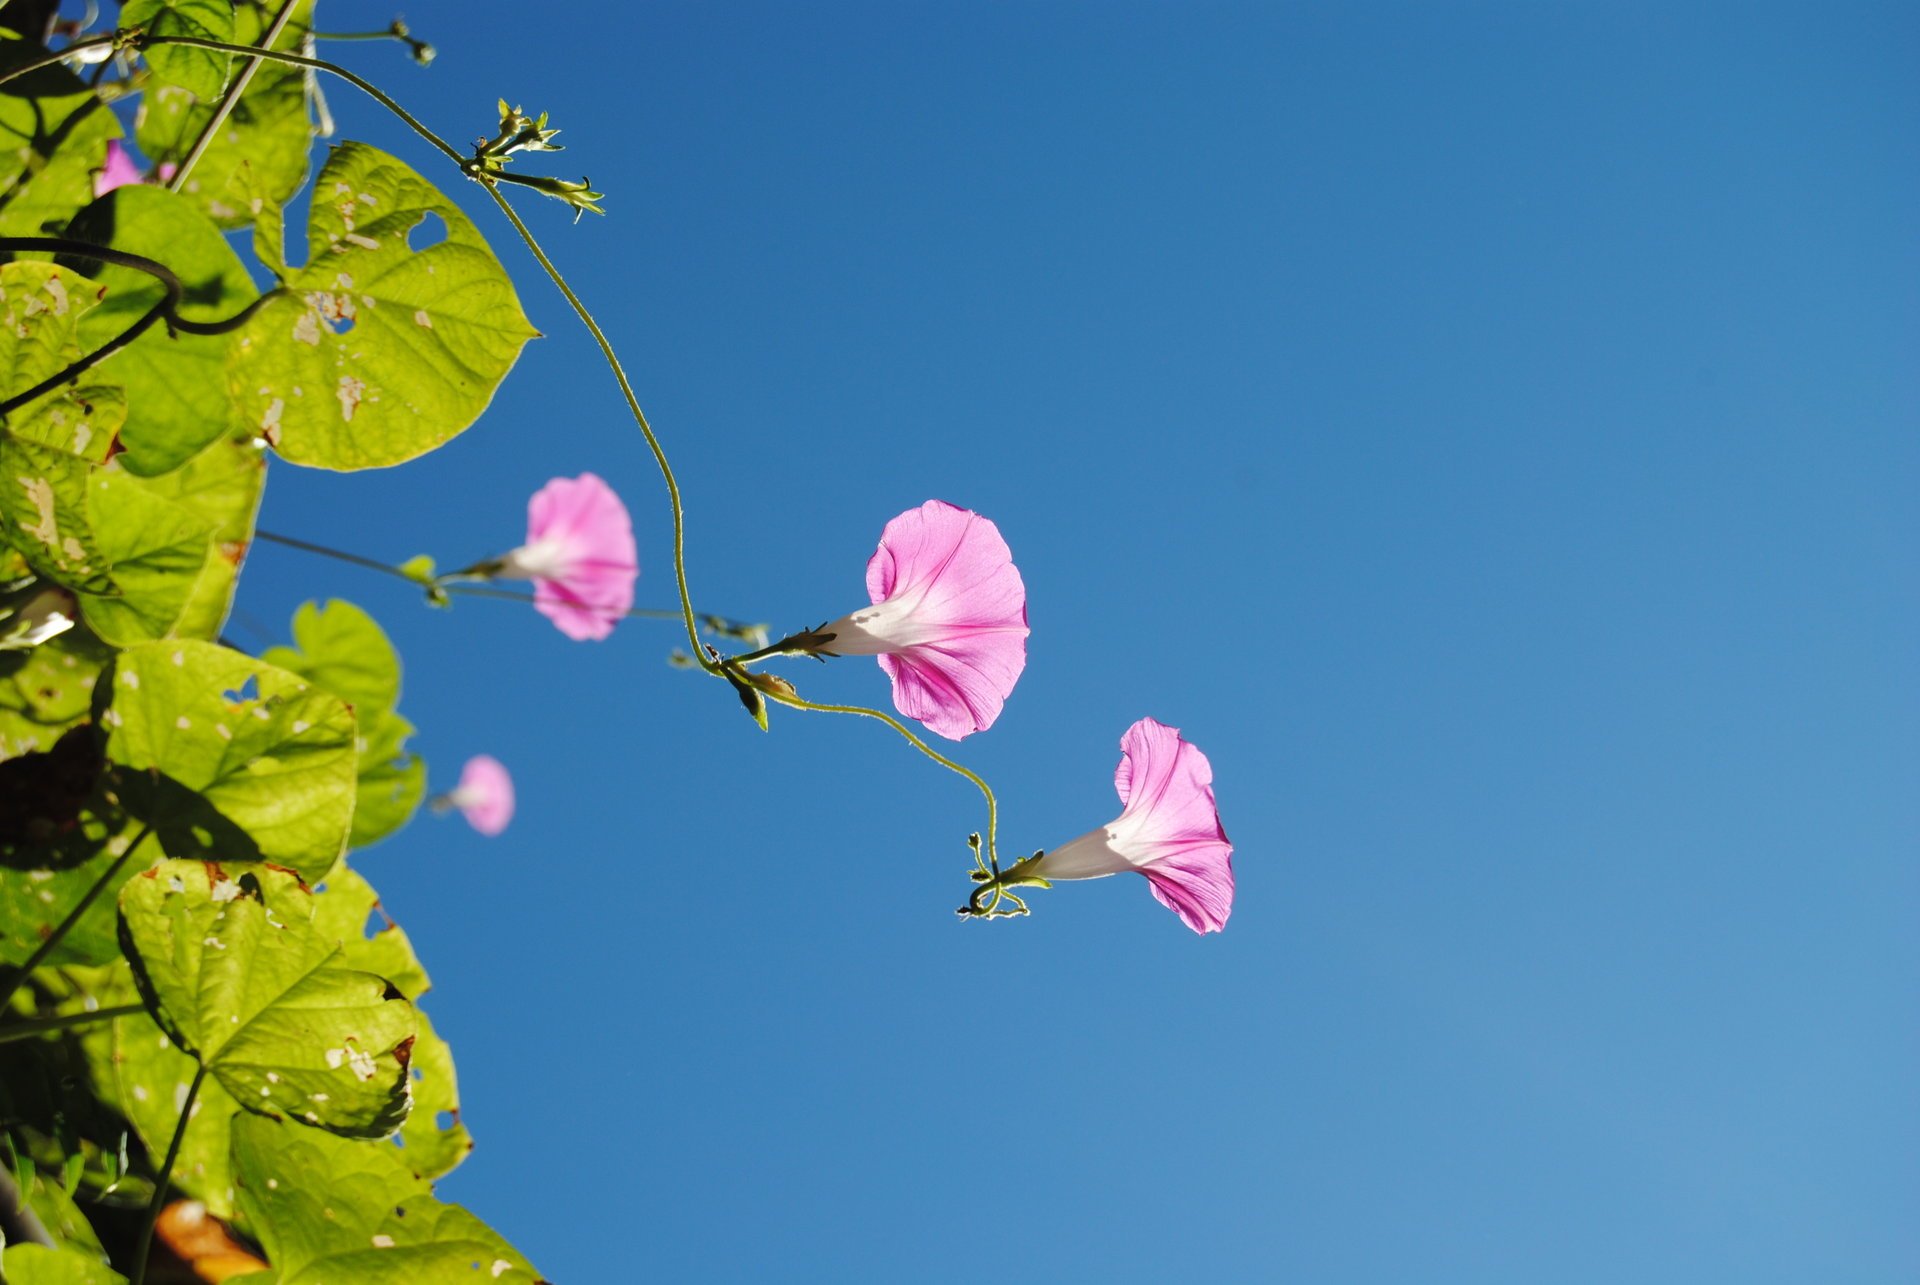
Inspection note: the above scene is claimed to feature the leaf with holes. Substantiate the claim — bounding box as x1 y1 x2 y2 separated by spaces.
232 1113 545 1284
0 437 114 595
0 34 121 239
134 0 314 229
308 864 472 1177
261 600 424 848
119 858 417 1139
227 142 538 470
125 0 234 101
103 640 355 881
65 187 262 477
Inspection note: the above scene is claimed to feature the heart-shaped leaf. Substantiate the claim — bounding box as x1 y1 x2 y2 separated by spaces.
119 858 416 1139
227 142 538 470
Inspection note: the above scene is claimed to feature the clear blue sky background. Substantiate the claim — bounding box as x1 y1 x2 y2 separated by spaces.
222 2 1917 1280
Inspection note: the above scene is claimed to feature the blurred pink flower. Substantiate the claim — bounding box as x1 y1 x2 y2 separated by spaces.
447 755 515 836
92 140 177 197
93 140 143 196
1030 718 1234 933
819 499 1027 740
497 473 637 641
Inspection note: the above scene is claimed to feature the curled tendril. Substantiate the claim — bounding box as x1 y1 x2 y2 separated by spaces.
958 838 1049 921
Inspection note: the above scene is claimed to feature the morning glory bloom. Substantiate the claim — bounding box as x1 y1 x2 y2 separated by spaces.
1030 718 1234 933
496 473 638 641
446 755 515 836
93 140 143 196
817 499 1028 741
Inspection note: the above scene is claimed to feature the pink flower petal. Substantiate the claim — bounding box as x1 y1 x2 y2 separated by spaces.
94 140 144 197
823 500 1028 740
501 473 638 641
1032 718 1234 933
454 755 514 836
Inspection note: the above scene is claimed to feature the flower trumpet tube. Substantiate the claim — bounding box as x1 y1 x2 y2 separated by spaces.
1027 718 1234 933
493 473 638 641
811 499 1028 741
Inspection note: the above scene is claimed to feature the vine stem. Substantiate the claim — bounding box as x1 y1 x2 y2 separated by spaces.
0 1003 146 1044
0 827 151 1014
0 35 117 89
251 531 760 634
33 30 1009 858
762 690 1002 863
477 185 713 670
133 34 466 167
166 0 303 194
130 1061 206 1285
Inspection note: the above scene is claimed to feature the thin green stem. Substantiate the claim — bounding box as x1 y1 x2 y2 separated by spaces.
477 186 713 671
130 1061 206 1285
0 1003 146 1045
762 690 1001 862
0 828 151 1014
138 35 466 167
167 0 301 193
0 36 117 90
251 528 417 582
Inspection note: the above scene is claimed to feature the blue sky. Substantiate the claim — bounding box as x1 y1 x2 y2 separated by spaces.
228 2 1918 1280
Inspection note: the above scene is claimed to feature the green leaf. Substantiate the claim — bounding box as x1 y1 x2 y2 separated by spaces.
260 601 423 849
309 865 428 1001
228 142 538 470
64 187 262 477
0 1244 126 1285
118 858 417 1139
134 1 316 231
308 864 471 1177
0 34 121 239
73 467 214 646
96 1004 245 1219
232 1113 545 1284
0 436 114 594
125 0 235 102
102 640 355 881
122 437 266 641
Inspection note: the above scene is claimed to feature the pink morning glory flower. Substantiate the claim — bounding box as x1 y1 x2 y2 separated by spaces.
93 140 143 197
818 499 1028 741
92 141 176 197
496 473 638 641
445 755 514 836
1030 718 1234 934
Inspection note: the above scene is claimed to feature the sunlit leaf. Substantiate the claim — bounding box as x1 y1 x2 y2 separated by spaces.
119 858 417 1139
232 1113 546 1283
228 142 538 470
308 863 472 1178
0 829 147 970
124 438 266 641
260 600 423 849
102 640 355 881
73 468 214 646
